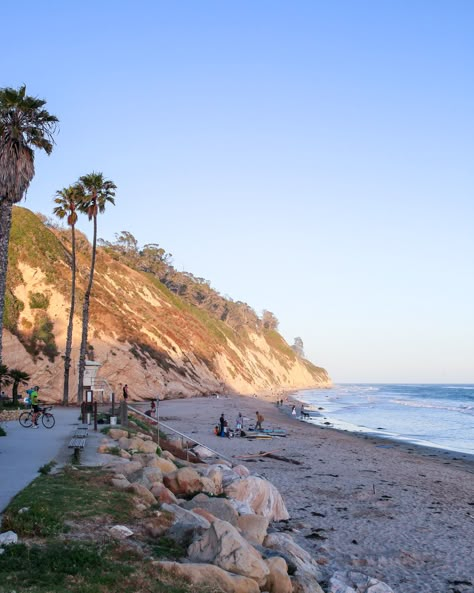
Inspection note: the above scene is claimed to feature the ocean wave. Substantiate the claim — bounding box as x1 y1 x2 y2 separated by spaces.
390 398 474 415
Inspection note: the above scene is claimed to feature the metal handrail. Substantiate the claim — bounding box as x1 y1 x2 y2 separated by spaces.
128 405 233 463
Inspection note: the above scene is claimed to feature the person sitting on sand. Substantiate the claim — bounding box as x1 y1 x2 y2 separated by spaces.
255 411 264 430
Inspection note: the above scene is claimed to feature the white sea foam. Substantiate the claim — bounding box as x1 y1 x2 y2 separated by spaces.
295 383 474 455
390 398 474 415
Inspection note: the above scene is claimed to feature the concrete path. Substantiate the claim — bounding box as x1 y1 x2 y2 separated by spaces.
0 407 82 513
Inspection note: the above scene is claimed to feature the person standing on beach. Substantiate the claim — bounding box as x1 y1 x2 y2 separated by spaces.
291 405 296 416
255 411 264 430
219 413 225 436
235 412 244 435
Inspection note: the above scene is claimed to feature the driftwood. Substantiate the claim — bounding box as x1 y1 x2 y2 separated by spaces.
235 449 302 465
235 449 283 459
264 452 303 465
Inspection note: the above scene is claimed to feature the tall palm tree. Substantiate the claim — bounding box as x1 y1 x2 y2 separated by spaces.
0 85 58 364
53 184 83 405
8 368 30 405
76 172 116 403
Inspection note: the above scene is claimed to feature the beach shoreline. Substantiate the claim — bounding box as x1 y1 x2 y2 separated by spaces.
144 393 474 593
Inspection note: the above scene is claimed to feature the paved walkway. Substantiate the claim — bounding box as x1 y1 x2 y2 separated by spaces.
0 407 86 513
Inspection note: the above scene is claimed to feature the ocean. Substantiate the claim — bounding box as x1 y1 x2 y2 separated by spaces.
294 384 474 456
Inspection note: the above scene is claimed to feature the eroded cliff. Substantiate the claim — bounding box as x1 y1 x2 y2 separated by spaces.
3 207 331 401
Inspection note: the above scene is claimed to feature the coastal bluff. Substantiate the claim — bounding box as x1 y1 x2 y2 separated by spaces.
3 207 331 401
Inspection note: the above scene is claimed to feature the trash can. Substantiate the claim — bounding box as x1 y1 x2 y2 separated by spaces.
110 416 117 426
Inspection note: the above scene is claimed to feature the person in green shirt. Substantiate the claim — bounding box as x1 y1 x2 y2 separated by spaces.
31 386 40 428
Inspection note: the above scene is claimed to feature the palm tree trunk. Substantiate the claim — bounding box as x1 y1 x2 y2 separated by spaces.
62 224 76 406
0 199 13 366
12 380 19 406
77 215 97 403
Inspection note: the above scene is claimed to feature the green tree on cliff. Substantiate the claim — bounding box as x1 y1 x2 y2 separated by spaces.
0 85 58 364
53 184 83 405
76 172 116 403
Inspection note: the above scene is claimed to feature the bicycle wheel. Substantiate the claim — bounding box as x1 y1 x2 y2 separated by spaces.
42 413 55 429
19 411 33 428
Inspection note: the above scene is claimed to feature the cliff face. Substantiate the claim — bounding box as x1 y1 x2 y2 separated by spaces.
3 207 331 401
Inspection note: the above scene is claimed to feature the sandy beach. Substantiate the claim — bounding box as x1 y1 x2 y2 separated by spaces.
141 393 474 593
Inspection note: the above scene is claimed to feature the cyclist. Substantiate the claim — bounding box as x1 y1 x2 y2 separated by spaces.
31 386 41 428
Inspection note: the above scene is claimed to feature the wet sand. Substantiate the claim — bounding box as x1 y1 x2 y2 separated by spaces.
140 394 474 593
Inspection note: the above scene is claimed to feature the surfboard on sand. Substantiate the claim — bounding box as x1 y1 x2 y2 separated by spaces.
243 433 273 440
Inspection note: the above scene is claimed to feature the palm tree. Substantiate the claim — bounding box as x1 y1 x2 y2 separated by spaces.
53 185 83 405
0 85 58 364
0 364 11 393
8 368 30 405
76 172 116 403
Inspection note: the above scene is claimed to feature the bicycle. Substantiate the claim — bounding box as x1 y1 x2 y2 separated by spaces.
19 406 55 429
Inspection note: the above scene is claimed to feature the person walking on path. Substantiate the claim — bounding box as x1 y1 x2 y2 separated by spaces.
255 411 264 430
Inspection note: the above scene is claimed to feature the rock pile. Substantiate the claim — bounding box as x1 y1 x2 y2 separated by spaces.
0 409 21 422
103 428 395 593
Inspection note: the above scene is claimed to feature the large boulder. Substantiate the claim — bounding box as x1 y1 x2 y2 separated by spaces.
118 436 158 454
199 476 220 495
163 467 202 497
199 466 224 494
150 483 178 505
161 450 176 461
105 459 143 478
328 571 395 593
263 532 323 591
229 499 254 516
188 518 269 586
162 503 211 546
110 476 131 491
142 466 163 484
224 476 289 521
128 482 157 506
233 464 251 478
152 457 178 474
192 445 215 459
136 432 153 441
108 428 128 440
156 561 260 593
237 514 269 545
184 493 239 525
265 557 293 593
140 440 160 454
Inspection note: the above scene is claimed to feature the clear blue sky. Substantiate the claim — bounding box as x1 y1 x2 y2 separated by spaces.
3 1 473 383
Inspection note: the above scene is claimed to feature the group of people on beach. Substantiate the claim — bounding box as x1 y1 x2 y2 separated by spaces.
215 413 239 438
215 410 266 437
